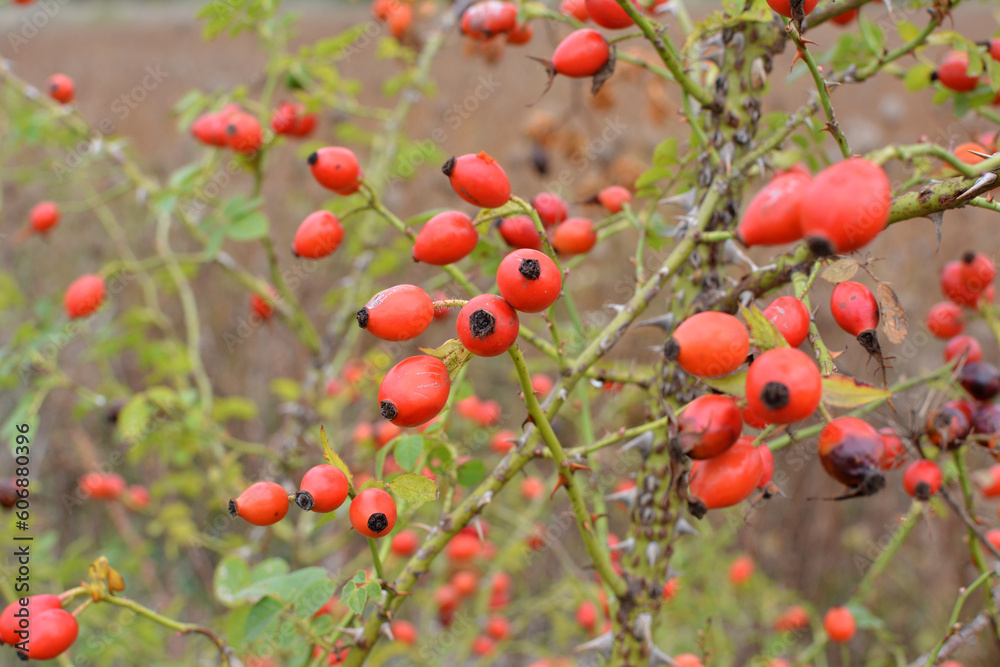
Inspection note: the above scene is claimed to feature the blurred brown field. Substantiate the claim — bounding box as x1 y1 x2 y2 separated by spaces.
3 0 1000 663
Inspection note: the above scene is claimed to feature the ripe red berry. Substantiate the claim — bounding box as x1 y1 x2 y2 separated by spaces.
78 472 126 500
0 595 62 645
935 51 979 92
506 22 533 45
229 481 290 526
945 334 983 363
520 476 545 500
800 158 890 254
251 286 278 320
831 7 858 25
412 210 479 265
551 217 597 255
532 193 569 227
575 600 598 630
757 444 774 488
664 312 749 378
461 1 517 38
688 438 764 517
309 147 362 193
959 251 996 294
762 296 811 347
878 428 907 470
457 295 519 357
745 347 821 424
18 608 78 660
442 152 511 209
823 606 856 643
830 281 880 344
551 29 611 78
491 429 517 454
64 274 106 319
378 356 451 427
585 0 637 29
295 465 349 513
349 488 397 538
46 73 75 104
485 615 511 640
123 484 151 510
728 554 755 585
451 570 479 597
496 249 562 313
673 655 705 667
960 361 1000 401
271 102 316 137
472 635 496 656
390 619 418 645
941 260 980 307
559 0 589 21
30 201 60 233
497 216 542 249
357 285 434 341
774 605 809 632
677 394 743 459
224 112 263 153
977 465 1000 497
191 110 231 147
447 532 483 561
596 185 632 213
926 301 965 338
764 0 818 18
736 171 810 246
903 459 943 500
293 210 344 259
818 417 885 495
390 529 419 556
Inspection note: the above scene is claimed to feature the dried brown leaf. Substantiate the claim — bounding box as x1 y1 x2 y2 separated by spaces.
876 282 908 344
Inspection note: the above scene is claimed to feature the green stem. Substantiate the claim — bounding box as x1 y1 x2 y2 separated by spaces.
850 501 923 602
925 569 995 665
99 595 230 665
368 538 386 581
787 22 850 158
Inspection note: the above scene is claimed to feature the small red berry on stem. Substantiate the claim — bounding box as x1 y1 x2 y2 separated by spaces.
676 394 743 460
229 481 290 526
30 201 60 234
824 606 856 643
497 216 542 250
295 464 349 512
456 294 520 357
595 185 632 213
496 249 562 313
292 211 344 259
551 217 597 255
413 210 479 265
442 152 511 209
818 417 885 497
309 147 362 193
350 488 397 538
532 193 569 227
799 159 890 255
736 171 809 247
65 274 106 319
745 347 821 425
378 356 451 427
687 438 764 518
903 460 942 500
762 296 811 347
357 284 434 341
926 301 965 339
934 51 979 92
664 312 749 378
47 73 75 104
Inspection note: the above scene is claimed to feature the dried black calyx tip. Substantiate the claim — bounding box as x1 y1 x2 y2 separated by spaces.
914 481 932 502
368 512 389 534
761 382 790 410
294 491 315 511
930 70 939 82
860 470 886 497
469 309 496 339
290 243 300 258
225 123 237 136
493 217 505 230
687 499 707 520
307 151 319 166
856 329 881 356
806 236 835 257
519 258 541 280
962 250 977 264
441 156 456 177
357 308 370 329
663 337 680 361
380 400 398 421
228 499 239 517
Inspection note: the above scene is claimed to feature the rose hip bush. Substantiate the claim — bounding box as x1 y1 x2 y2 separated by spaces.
2 0 1000 664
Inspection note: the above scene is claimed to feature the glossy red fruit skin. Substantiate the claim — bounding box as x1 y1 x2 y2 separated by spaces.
800 159 890 254
350 488 397 538
64 274 106 319
224 112 263 153
903 460 942 500
765 0 818 18
831 7 858 25
78 472 126 500
413 210 479 264
762 296 810 347
497 216 542 249
251 287 277 320
830 281 880 337
457 294 520 357
936 51 979 92
666 312 749 378
293 211 344 259
736 172 810 246
296 465 349 513
596 185 632 213
442 152 511 209
746 347 821 425
979 465 1000 497
47 73 75 103
30 201 60 233
391 529 420 556
824 607 856 643
461 1 517 38
926 301 964 338
551 218 597 255
271 102 316 137
552 30 610 78
0 595 62 646
532 193 569 227
357 285 434 341
878 428 907 470
559 0 589 21
959 251 996 294
677 395 743 459
506 22 533 45
688 438 764 516
818 417 885 492
757 444 774 488
945 334 983 364
961 362 1000 401
19 608 78 660
378 356 451 427
496 249 562 313
229 481 290 526
742 403 769 429
585 0 636 29
309 147 361 192
191 112 230 146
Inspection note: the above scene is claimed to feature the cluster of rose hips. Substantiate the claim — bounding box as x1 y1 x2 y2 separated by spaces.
229 464 399 539
77 472 150 511
0 595 79 661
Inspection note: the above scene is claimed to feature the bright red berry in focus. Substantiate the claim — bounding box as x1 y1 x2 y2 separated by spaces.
442 152 511 209
584 0 637 29
800 158 890 254
30 201 60 233
497 216 542 250
677 394 743 459
736 171 810 247
762 296 810 347
378 356 451 427
295 464 349 513
497 248 563 313
229 481 290 526
765 0 818 18
293 210 344 259
688 438 764 517
309 147 362 193
745 347 821 425
665 312 749 378
18 608 78 660
413 210 479 265
824 606 856 643
818 417 885 495
357 284 434 341
457 294 520 357
47 73 75 103
903 459 942 500
830 281 880 337
551 29 610 78
935 51 979 92
551 217 597 255
350 488 397 538
64 274 106 319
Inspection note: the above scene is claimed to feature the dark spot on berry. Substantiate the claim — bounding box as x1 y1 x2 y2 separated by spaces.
367 512 389 534
962 250 976 264
761 382 790 410
469 309 496 340
228 499 239 517
806 236 835 257
687 499 707 520
663 337 680 361
294 491 315 511
930 70 939 82
441 156 457 177
519 258 541 281
307 151 319 166
914 481 931 501
859 470 886 497
357 308 369 329
380 400 398 421
226 123 237 136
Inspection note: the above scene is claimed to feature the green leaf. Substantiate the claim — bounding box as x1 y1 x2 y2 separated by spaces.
212 396 258 422
250 558 290 584
417 338 474 381
740 304 788 350
387 474 439 504
634 165 673 190
292 577 336 619
456 459 486 487
118 395 153 442
896 21 920 44
652 138 679 167
244 596 283 642
321 426 355 490
821 375 893 408
394 435 424 472
845 603 885 631
214 555 251 606
364 580 381 601
226 212 270 241
270 378 301 402
700 370 747 399
858 16 884 56
236 567 329 602
340 584 367 615
904 63 934 93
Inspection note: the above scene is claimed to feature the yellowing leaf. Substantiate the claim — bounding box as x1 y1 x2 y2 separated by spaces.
386 474 439 504
741 304 789 350
820 258 859 284
701 370 747 398
320 426 354 490
417 338 474 381
821 375 893 408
